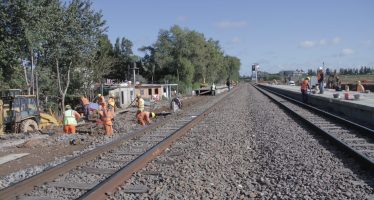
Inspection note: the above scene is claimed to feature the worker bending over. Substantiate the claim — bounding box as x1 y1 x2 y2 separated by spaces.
137 111 156 126
63 105 80 134
80 96 89 119
98 102 114 136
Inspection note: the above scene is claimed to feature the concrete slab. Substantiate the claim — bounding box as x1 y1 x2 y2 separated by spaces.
259 84 374 128
0 153 29 165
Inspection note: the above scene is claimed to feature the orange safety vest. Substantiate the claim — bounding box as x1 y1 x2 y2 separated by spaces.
301 80 309 90
100 108 113 125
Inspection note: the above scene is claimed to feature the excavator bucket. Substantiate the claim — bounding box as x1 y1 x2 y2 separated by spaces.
39 113 60 129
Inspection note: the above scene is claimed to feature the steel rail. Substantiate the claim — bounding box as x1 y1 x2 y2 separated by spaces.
78 86 240 200
257 85 374 137
0 114 172 200
253 84 374 171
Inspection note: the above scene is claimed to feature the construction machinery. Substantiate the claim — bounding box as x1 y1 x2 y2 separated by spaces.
0 89 40 133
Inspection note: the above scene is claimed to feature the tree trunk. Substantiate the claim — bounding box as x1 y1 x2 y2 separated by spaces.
30 48 34 95
36 72 39 109
24 66 30 95
56 59 71 115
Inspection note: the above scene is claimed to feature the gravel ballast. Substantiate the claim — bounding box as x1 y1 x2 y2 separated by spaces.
112 84 374 199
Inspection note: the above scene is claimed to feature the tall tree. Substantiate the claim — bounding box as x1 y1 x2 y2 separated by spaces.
42 0 105 113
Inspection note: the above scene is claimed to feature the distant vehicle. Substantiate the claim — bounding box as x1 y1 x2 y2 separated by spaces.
288 81 295 86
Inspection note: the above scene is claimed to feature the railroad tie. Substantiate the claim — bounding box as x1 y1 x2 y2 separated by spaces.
79 167 117 175
122 184 149 194
48 181 99 190
357 149 374 153
167 151 184 157
349 143 374 147
18 197 60 200
141 170 162 176
155 159 175 165
115 151 144 156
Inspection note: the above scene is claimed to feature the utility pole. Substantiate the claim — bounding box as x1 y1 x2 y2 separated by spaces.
130 62 139 98
252 63 259 83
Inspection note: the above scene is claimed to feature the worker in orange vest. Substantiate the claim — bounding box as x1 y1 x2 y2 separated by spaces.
137 111 156 126
98 102 113 136
301 77 311 103
97 94 105 104
80 96 90 119
317 67 324 94
63 105 81 134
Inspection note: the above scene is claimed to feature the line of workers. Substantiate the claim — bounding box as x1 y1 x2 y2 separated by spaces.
63 94 156 136
301 67 367 103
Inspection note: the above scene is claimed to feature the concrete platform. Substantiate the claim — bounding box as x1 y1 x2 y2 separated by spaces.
258 84 374 129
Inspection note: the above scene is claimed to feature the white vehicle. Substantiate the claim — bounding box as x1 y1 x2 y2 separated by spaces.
288 81 295 86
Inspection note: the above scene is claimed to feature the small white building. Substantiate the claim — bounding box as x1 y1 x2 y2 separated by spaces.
108 86 134 108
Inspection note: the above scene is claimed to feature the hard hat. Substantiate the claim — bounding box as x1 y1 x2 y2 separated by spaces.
318 67 323 70
136 93 141 98
357 80 361 84
150 112 156 118
98 94 102 97
306 77 310 80
65 105 71 109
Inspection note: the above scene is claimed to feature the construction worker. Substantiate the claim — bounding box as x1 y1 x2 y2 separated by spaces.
317 67 324 94
136 93 144 113
0 99 3 135
97 94 105 104
357 81 365 93
98 102 113 136
108 95 116 112
137 111 156 126
301 77 311 103
63 105 80 134
226 79 231 91
211 83 216 96
80 96 89 119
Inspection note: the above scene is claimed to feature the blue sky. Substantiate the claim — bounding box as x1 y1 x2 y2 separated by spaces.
91 0 374 76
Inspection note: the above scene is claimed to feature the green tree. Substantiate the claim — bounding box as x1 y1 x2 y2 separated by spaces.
41 0 105 112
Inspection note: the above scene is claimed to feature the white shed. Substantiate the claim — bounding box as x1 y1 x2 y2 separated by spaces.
108 87 134 108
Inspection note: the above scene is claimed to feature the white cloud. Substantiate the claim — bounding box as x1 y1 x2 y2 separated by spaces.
340 48 354 56
177 16 188 22
215 20 248 29
230 36 241 44
331 37 341 45
299 40 316 48
299 37 342 48
319 39 327 46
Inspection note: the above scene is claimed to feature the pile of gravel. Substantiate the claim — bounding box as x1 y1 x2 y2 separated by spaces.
112 84 373 199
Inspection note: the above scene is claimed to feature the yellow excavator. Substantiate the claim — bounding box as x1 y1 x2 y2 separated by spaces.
0 89 59 134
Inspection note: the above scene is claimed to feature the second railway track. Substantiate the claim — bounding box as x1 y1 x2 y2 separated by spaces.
255 84 374 170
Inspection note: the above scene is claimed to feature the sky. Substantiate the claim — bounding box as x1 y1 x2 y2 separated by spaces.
90 0 374 76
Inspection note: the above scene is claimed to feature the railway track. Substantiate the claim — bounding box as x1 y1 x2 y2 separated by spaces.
0 87 237 200
255 84 374 171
